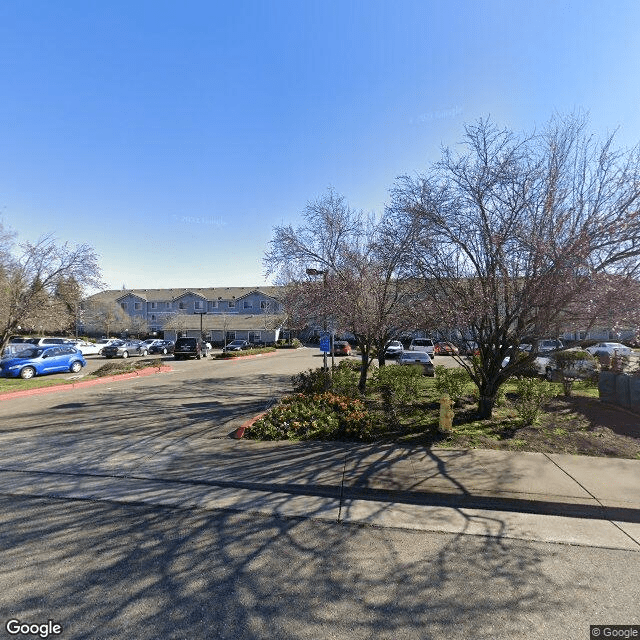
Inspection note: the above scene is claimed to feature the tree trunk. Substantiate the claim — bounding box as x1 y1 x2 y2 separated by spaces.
478 394 496 419
358 346 369 393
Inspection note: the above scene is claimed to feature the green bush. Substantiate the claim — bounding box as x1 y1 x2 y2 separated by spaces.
514 377 556 425
291 367 332 394
330 360 361 397
275 338 302 349
246 392 376 441
553 350 598 396
434 365 471 405
370 364 423 405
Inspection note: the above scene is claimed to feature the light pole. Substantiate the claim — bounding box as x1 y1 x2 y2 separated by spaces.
194 311 207 340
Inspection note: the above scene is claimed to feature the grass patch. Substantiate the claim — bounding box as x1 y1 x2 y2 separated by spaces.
0 358 167 394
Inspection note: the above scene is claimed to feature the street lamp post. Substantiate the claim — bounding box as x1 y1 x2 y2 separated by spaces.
194 311 207 340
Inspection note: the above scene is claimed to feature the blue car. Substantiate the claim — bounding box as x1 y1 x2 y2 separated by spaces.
0 345 86 379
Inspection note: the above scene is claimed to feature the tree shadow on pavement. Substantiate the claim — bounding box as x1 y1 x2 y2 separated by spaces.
0 492 616 640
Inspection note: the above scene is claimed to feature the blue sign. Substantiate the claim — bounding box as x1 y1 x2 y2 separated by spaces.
319 336 331 352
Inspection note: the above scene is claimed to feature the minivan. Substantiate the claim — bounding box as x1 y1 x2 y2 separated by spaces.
409 338 435 355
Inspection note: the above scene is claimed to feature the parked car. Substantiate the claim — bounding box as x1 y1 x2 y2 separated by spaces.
101 340 149 359
398 350 435 376
148 340 175 355
409 338 435 356
94 338 119 355
66 340 102 356
537 339 564 353
332 340 352 356
0 345 86 379
21 337 70 347
434 341 459 356
223 339 251 352
174 337 205 359
1 343 31 359
461 341 480 356
585 342 633 357
384 340 404 359
502 347 599 380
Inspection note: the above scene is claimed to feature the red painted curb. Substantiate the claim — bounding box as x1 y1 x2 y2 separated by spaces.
233 410 268 438
0 365 173 401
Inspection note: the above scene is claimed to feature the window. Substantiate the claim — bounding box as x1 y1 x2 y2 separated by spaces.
228 301 235 308
151 315 156 322
150 302 157 309
179 302 186 310
120 302 127 310
134 302 142 310
260 301 271 310
166 302 171 309
195 301 204 311
243 300 252 309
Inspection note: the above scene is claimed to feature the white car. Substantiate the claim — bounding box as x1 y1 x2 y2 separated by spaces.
502 347 599 380
385 340 404 358
409 338 435 356
67 340 103 356
585 342 632 357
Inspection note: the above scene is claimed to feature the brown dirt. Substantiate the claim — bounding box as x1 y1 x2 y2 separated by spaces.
443 396 640 459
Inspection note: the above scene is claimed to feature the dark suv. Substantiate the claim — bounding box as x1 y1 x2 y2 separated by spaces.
173 337 204 360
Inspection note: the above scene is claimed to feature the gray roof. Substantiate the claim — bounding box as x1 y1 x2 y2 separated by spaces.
86 286 283 304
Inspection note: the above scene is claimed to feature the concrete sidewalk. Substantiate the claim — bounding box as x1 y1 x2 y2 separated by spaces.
1 434 639 550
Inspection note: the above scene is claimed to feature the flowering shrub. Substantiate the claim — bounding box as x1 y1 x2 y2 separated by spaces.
246 392 377 441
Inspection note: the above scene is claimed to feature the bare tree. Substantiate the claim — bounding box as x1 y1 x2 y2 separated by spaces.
388 114 640 417
81 298 129 338
0 223 103 351
265 189 417 391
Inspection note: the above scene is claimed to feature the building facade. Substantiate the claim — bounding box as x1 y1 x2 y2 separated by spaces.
81 286 287 344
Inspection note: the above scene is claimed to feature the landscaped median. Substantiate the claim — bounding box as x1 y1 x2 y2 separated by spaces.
214 346 278 360
240 360 640 459
0 359 172 400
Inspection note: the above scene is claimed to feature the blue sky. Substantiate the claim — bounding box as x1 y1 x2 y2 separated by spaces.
2 0 640 292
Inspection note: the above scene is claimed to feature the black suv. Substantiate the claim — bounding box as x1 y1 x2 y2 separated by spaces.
173 337 204 360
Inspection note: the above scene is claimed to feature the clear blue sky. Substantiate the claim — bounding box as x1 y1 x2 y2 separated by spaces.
2 0 640 292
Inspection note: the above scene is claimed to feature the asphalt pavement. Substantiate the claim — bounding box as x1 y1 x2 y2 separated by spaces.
0 349 639 551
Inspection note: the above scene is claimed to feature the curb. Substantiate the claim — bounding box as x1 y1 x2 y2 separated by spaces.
233 410 268 439
0 365 173 401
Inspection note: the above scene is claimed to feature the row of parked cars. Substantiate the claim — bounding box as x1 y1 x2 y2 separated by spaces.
0 335 264 379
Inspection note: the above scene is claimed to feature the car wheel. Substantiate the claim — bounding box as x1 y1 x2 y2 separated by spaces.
98 349 103 356
545 367 553 381
142 349 148 356
196 353 201 360
122 351 129 359
20 366 36 380
162 348 167 355
70 361 83 373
